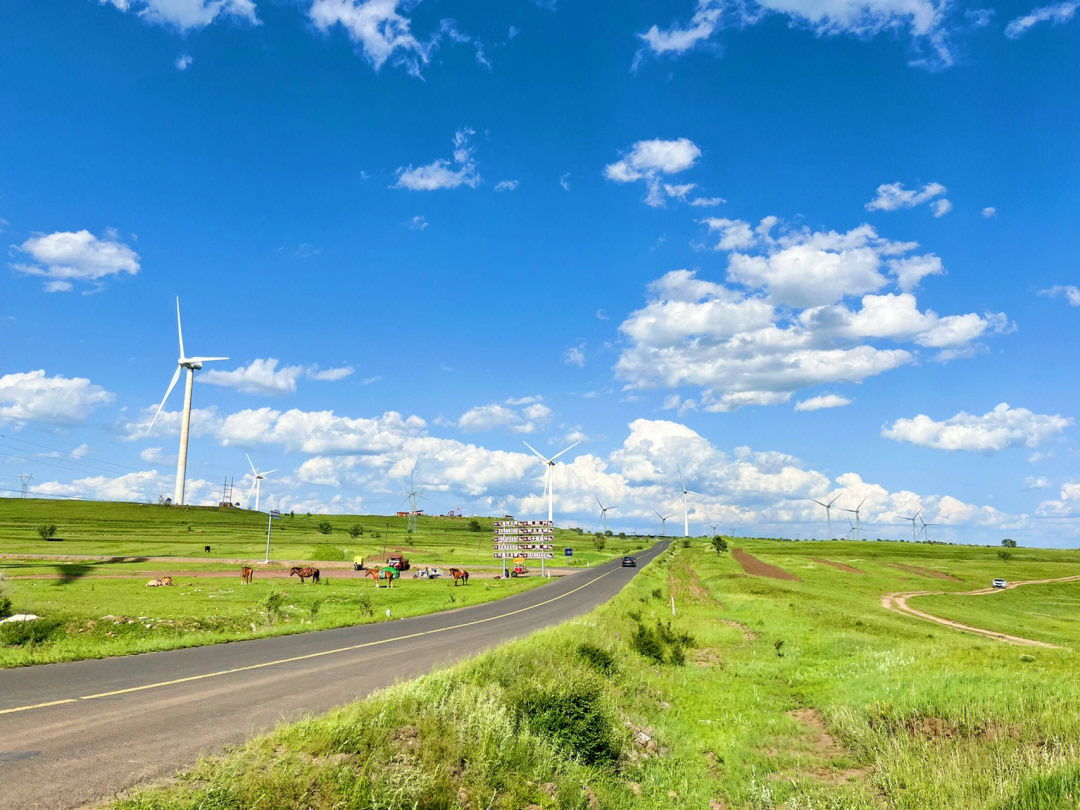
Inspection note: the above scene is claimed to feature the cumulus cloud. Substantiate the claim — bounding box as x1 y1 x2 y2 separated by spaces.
634 0 958 71
494 180 519 192
457 397 552 434
882 403 1073 451
202 358 305 396
0 370 115 425
175 54 193 70
307 365 355 381
100 0 257 31
795 394 852 411
1025 475 1050 489
615 219 1011 410
604 138 702 206
866 181 949 214
309 0 428 74
1036 481 1080 518
10 229 139 292
394 129 481 191
563 343 586 367
1005 0 1077 37
406 215 429 230
1039 285 1080 306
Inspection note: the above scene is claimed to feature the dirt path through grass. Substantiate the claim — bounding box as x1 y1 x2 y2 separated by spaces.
732 548 801 581
881 575 1080 647
887 562 959 581
811 558 866 574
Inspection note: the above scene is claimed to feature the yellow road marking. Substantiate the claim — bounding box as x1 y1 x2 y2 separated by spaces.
2 545 664 713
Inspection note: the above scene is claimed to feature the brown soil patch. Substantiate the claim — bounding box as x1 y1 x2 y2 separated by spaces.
732 548 801 581
887 563 959 581
812 558 866 574
668 558 713 603
721 619 757 640
691 647 723 667
785 708 871 785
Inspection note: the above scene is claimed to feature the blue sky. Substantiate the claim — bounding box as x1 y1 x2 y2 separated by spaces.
2 0 1079 545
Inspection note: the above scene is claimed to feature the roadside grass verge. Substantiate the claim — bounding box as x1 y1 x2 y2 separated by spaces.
0 568 543 667
114 541 1080 810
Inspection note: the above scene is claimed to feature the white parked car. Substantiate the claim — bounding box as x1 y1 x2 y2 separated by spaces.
992 578 1007 589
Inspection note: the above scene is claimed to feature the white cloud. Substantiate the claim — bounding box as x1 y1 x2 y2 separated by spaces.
866 181 948 213
394 129 480 191
1005 0 1077 37
795 394 852 411
563 343 586 367
406 215 429 230
931 198 952 217
457 397 552 434
1036 481 1080 518
140 446 175 464
690 196 724 207
202 358 305 396
175 54 193 70
888 253 944 291
101 0 257 30
981 206 997 218
635 0 958 71
307 365 355 382
11 229 139 291
309 0 429 74
883 403 1073 451
559 173 571 191
494 180 519 192
1025 476 1050 489
1039 285 1080 306
604 138 701 207
0 370 115 425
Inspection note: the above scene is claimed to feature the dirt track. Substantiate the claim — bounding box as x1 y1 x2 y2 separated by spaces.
881 575 1080 648
732 548 801 581
812 557 866 574
887 562 959 581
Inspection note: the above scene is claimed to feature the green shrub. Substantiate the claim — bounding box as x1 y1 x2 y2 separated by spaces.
352 594 374 617
0 588 12 620
312 543 344 561
630 623 665 664
316 521 333 535
36 523 57 540
467 519 482 532
575 642 616 674
262 591 287 623
510 672 621 766
0 618 62 647
347 523 363 538
593 536 606 551
308 598 324 620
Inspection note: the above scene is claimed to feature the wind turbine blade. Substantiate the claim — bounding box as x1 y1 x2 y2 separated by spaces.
685 489 700 496
914 507 924 520
595 495 604 509
147 365 182 434
549 441 580 462
262 469 278 477
522 441 550 464
810 499 827 507
246 453 258 476
185 356 229 364
857 495 867 510
245 479 257 509
828 494 843 507
176 298 185 359
678 463 685 492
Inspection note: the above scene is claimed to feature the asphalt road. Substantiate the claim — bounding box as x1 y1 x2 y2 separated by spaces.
0 542 668 809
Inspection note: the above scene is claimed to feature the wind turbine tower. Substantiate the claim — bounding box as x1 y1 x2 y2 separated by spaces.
902 508 924 542
677 464 699 537
146 298 227 506
809 494 843 541
595 495 616 534
842 496 867 541
523 441 580 524
244 454 277 513
655 510 675 536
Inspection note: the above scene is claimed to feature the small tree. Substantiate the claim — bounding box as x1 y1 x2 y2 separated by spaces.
710 535 729 555
593 535 606 551
36 523 57 541
348 523 363 538
997 549 1013 562
1001 538 1017 548
317 521 333 535
466 519 482 532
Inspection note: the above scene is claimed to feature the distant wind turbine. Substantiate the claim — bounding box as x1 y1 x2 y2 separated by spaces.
655 510 675 536
146 298 227 506
244 454 277 513
810 494 844 541
842 496 867 541
902 508 924 542
706 521 721 536
919 514 940 543
523 440 580 523
595 495 616 534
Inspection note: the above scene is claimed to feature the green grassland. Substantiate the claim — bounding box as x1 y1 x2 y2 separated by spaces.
0 558 544 668
114 539 1080 810
911 582 1080 650
0 497 651 566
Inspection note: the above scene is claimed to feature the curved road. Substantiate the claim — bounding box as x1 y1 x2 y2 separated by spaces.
0 542 668 809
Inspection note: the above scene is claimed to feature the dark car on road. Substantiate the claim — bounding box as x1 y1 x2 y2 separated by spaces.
621 556 636 567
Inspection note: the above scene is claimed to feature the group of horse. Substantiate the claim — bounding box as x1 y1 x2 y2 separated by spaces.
362 566 469 588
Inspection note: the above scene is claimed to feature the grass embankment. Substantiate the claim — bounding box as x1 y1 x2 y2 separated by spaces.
0 559 543 668
0 497 650 567
910 582 1080 650
113 539 1080 810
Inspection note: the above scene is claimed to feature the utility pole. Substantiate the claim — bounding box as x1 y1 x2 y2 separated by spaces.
264 510 279 563
18 473 33 498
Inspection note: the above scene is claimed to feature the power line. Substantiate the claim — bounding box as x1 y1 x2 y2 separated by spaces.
0 433 145 474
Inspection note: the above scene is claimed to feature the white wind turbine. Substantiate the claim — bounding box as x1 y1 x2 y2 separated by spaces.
523 440 580 523
809 494 844 541
902 508 924 542
677 463 699 537
244 453 277 513
706 521 721 536
595 495 616 534
842 496 867 541
146 298 227 506
655 510 675 536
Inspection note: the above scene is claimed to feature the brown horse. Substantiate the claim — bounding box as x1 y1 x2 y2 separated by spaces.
448 567 469 586
365 567 395 589
290 566 320 584
240 566 254 584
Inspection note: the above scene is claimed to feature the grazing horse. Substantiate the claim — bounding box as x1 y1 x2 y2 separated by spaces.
290 566 320 584
365 567 396 589
448 567 469 586
240 566 254 584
